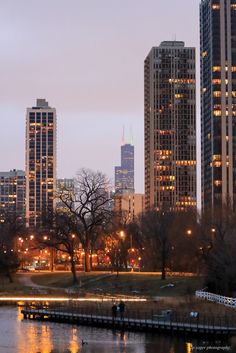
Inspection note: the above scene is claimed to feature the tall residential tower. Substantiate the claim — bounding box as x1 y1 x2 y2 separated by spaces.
25 99 57 228
200 0 236 210
144 41 196 211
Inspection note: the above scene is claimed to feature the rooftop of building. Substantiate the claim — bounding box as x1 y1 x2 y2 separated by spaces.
29 98 54 110
0 169 25 177
159 41 185 48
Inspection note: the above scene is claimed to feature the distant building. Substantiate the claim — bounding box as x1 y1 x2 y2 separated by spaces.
114 193 144 221
25 99 57 228
56 178 74 210
144 41 196 211
115 143 134 194
0 169 25 219
57 178 74 191
200 0 236 210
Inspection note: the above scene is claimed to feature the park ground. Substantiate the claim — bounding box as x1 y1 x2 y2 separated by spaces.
1 271 236 318
0 270 203 298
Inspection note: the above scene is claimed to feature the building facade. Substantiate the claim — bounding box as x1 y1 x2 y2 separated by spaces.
56 178 74 210
144 41 196 211
0 169 25 219
115 143 134 194
200 0 236 210
114 192 144 221
25 99 57 228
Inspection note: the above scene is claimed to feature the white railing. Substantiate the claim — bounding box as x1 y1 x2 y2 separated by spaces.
195 290 236 308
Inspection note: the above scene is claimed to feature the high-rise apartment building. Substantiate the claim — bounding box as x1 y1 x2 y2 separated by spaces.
200 0 236 210
0 169 25 219
115 143 134 194
144 41 196 211
25 99 57 228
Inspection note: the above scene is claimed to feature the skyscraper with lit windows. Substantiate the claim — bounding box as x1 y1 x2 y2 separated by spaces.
144 41 196 211
0 169 25 219
200 0 236 210
25 99 57 228
115 143 134 194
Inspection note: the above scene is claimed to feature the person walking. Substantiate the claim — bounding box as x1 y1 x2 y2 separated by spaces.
112 303 117 322
118 300 125 320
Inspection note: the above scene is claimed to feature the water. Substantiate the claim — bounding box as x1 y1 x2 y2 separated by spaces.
0 306 234 353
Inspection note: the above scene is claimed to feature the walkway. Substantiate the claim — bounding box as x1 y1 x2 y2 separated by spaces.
22 305 236 337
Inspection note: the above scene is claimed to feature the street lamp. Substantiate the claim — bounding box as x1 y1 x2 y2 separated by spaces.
186 229 192 237
120 230 125 239
211 227 216 242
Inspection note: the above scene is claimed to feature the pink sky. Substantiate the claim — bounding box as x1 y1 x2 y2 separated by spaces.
0 0 200 196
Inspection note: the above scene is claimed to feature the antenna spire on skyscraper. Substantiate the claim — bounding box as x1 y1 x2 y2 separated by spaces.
121 125 125 145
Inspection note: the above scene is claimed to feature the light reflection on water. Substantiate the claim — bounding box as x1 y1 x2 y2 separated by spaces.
0 307 233 353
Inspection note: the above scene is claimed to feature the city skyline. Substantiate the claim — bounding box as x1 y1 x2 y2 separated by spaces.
0 0 200 197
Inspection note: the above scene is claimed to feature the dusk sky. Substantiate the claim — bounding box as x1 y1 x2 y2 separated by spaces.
0 0 200 195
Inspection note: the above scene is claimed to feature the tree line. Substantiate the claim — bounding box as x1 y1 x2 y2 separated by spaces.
0 168 236 296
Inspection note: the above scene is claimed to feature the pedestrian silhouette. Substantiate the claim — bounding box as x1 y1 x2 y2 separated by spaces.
112 303 117 321
118 300 125 320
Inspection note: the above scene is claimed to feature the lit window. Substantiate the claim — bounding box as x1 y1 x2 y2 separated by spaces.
214 180 222 187
213 91 221 97
212 4 220 10
175 93 184 99
202 51 208 58
213 110 221 117
213 155 221 161
212 66 221 72
213 161 222 167
212 79 221 85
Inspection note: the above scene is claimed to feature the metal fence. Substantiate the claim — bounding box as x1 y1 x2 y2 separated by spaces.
196 290 236 308
24 301 236 329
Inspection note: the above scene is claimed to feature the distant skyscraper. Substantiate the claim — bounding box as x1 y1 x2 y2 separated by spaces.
144 41 196 211
0 169 25 219
25 99 57 228
200 0 236 210
115 141 134 194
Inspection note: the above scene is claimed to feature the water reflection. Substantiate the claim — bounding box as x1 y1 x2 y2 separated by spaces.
0 307 232 353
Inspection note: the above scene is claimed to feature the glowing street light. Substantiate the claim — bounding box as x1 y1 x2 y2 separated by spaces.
186 229 192 236
120 231 125 239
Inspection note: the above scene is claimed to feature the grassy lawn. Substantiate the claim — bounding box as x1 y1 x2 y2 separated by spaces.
83 273 203 297
30 271 203 297
0 274 30 294
31 271 105 288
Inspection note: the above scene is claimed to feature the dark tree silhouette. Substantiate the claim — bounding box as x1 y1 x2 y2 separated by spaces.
140 210 173 279
57 168 112 272
0 211 23 282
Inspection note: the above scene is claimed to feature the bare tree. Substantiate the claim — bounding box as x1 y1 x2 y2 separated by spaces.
57 168 112 272
200 204 236 294
39 210 80 284
140 210 173 280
